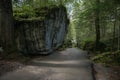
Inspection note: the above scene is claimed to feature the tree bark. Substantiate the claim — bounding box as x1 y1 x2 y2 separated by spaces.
118 25 120 50
112 3 117 51
112 19 116 51
0 0 14 50
95 0 100 51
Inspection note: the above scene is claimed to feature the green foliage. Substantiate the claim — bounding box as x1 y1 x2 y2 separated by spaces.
13 5 59 19
69 0 120 52
83 41 106 52
92 51 120 66
101 36 120 51
13 5 36 19
12 0 120 52
83 41 95 51
13 4 67 20
12 0 74 9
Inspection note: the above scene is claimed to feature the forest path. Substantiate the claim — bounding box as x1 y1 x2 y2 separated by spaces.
0 48 95 80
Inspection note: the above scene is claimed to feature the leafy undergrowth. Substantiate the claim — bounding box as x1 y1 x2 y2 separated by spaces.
92 51 120 66
83 41 106 52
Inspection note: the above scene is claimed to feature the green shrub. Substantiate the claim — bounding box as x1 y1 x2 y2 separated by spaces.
83 41 106 52
92 51 120 66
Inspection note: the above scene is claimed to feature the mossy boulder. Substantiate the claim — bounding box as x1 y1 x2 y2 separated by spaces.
14 5 69 55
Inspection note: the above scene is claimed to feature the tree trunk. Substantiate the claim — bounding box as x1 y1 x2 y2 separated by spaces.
95 0 100 51
118 25 120 50
0 0 14 51
112 20 116 51
112 4 117 51
117 10 120 50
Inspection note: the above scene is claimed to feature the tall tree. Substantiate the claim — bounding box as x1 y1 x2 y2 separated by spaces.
95 0 100 50
0 0 14 51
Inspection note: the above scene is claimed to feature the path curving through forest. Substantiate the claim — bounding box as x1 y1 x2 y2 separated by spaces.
0 48 95 80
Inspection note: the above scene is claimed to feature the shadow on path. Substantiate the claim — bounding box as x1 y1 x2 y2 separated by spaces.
0 48 94 80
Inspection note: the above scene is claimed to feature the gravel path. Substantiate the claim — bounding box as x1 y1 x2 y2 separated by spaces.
0 48 94 80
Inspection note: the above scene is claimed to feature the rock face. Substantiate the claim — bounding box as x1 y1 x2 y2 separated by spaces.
15 6 69 54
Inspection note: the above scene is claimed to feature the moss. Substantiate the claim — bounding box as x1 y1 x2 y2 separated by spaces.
13 5 67 20
34 7 49 17
16 17 45 21
92 51 120 66
13 7 36 20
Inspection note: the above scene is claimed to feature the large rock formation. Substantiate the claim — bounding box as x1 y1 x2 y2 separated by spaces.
15 6 69 54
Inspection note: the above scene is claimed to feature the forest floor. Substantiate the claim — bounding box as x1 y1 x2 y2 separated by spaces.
1 61 120 80
94 63 120 80
0 60 25 76
0 49 120 80
0 48 94 80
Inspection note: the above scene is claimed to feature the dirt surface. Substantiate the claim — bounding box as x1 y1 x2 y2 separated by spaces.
0 60 24 76
94 63 120 80
1 49 120 80
0 48 94 80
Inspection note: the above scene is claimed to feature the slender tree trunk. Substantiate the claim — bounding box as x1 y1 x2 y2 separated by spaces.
112 5 117 51
112 20 116 51
0 0 14 51
118 25 120 50
95 0 100 51
117 19 120 50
